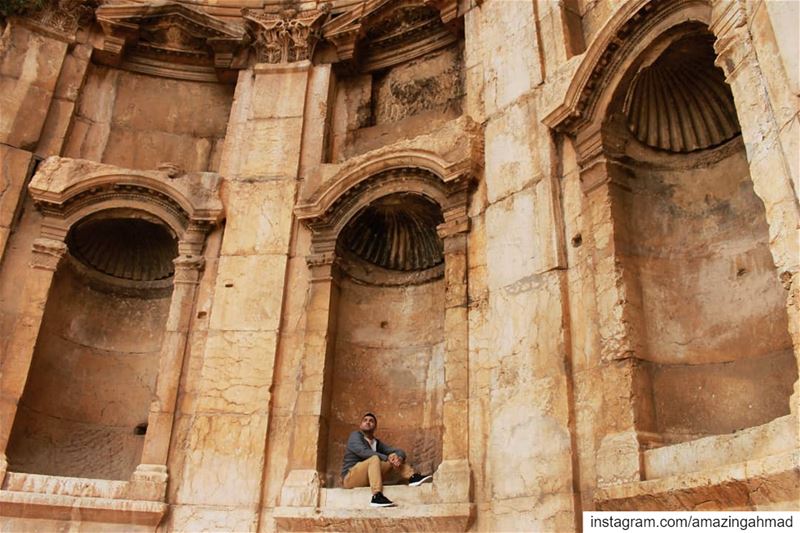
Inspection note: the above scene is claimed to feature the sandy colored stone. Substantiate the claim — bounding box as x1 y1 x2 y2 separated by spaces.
208 254 289 332
0 1 798 531
220 179 297 256
171 413 268 507
185 330 276 415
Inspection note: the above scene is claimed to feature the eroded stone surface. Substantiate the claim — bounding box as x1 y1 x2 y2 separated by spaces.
0 1 798 532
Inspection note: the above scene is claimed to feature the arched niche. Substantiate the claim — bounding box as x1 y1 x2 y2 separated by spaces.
602 25 796 444
324 191 447 486
7 210 179 480
0 157 222 505
280 151 474 513
544 0 799 485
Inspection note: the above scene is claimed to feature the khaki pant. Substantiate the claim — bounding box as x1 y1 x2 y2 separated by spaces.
343 455 414 494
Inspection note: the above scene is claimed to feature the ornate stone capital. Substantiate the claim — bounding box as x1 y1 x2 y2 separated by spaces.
710 0 751 79
243 6 329 64
30 238 67 272
23 0 97 39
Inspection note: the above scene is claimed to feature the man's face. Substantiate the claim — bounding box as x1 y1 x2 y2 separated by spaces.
360 415 377 433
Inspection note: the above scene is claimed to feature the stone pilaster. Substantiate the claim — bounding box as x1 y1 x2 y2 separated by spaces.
282 252 339 508
576 135 654 486
0 238 66 483
170 57 313 528
711 0 800 413
133 254 204 500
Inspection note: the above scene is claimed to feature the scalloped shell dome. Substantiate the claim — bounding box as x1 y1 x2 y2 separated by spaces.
339 193 444 272
624 34 741 153
67 218 178 281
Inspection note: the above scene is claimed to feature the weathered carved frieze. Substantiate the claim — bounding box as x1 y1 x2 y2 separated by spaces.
94 2 246 79
243 5 329 64
321 0 460 71
11 0 98 40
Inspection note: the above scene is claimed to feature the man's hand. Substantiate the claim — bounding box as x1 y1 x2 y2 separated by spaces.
388 453 404 468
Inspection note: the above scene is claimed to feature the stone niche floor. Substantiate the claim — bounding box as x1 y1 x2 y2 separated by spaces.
275 485 473 532
274 461 475 533
0 472 166 527
595 415 800 511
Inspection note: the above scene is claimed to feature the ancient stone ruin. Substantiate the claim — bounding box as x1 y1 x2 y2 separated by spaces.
0 0 797 531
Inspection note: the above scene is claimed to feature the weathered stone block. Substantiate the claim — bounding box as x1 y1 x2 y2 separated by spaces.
221 179 297 256
209 254 289 332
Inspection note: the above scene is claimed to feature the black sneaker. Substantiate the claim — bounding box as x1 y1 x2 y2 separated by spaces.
370 492 396 507
408 473 433 487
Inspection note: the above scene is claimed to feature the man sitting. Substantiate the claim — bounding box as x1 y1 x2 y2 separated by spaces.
341 412 433 507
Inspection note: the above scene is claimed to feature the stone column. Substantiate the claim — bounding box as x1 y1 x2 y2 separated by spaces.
433 190 472 502
711 0 800 413
132 253 204 500
576 135 655 486
171 12 321 525
0 237 66 483
281 251 340 507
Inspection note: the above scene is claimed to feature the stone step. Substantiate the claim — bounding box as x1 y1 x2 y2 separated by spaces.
321 484 436 509
274 502 474 532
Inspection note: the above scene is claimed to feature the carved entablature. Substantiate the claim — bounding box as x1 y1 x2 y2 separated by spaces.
94 2 247 82
322 0 460 72
28 157 224 256
13 0 98 41
242 6 330 64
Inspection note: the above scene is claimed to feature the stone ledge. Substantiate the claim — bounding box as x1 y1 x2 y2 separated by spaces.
644 415 797 480
2 471 166 502
595 450 800 511
0 490 167 526
273 502 474 532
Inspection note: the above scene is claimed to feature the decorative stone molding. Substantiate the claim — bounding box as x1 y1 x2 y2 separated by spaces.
95 2 247 81
297 163 472 259
321 0 460 71
243 5 330 64
15 0 98 41
28 157 224 247
543 0 713 135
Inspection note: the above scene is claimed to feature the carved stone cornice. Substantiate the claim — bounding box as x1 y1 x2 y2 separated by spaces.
94 2 246 80
321 0 460 72
709 0 750 78
243 5 330 64
14 0 97 41
172 256 205 285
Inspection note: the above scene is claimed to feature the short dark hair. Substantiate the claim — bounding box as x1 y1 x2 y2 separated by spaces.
363 412 377 422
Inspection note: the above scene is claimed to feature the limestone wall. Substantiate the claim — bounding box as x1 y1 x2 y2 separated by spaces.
0 0 798 531
325 276 445 486
328 42 464 162
7 260 170 480
62 65 234 172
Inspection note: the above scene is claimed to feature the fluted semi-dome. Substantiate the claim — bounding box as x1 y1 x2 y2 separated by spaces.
67 218 178 281
340 193 444 272
624 33 741 153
